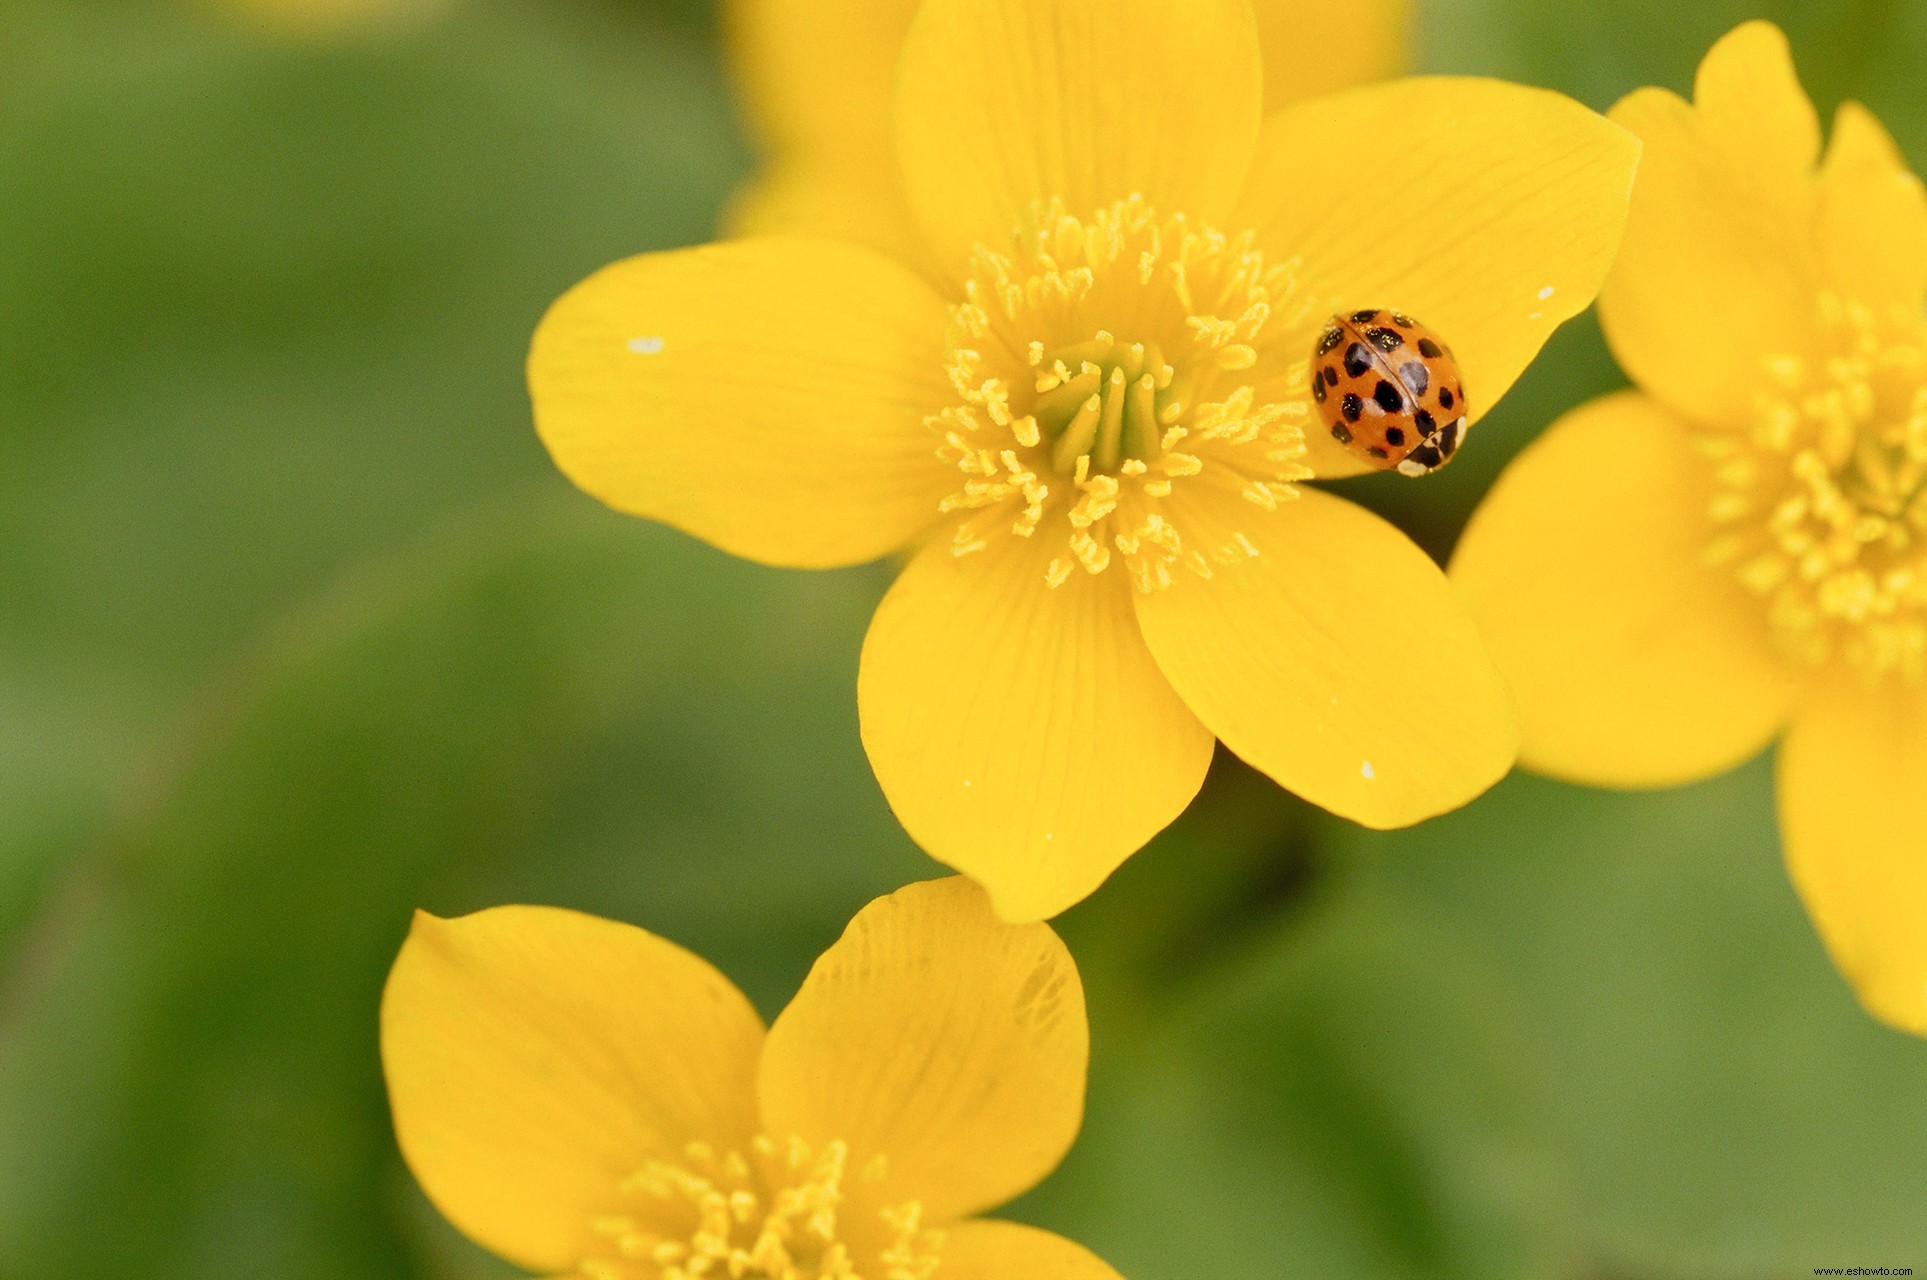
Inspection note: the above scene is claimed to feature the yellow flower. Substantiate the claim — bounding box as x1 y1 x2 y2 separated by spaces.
381 877 1111 1280
1451 22 1927 1035
722 0 1410 259
529 0 1640 921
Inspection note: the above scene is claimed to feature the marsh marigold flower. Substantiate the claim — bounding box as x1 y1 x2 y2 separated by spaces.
1451 22 1927 1035
722 0 1410 260
382 878 1114 1280
529 0 1640 921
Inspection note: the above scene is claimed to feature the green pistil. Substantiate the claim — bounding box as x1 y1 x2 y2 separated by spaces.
1033 332 1176 476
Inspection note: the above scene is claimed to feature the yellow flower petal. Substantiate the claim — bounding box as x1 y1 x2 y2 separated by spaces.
719 0 933 264
1779 680 1927 1037
893 0 1264 279
728 0 1397 159
940 1219 1125 1280
1133 485 1517 829
1451 392 1799 786
1235 76 1638 479
528 237 953 568
1690 19 1822 175
857 530 1215 923
379 907 765 1272
1598 22 1823 426
757 878 1088 1222
1255 0 1408 109
722 0 1400 261
725 0 918 162
720 159 932 271
1816 101 1927 313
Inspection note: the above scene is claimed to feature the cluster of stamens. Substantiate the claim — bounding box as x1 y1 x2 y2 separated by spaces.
932 195 1316 591
1701 293 1927 680
574 1136 942 1280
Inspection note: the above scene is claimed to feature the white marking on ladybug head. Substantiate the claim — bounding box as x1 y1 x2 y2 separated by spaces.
627 335 665 354
1396 458 1428 478
1361 760 1376 780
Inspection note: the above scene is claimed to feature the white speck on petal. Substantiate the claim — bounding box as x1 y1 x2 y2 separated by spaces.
627 336 665 354
1537 285 1556 300
1361 760 1375 780
1528 312 1544 320
962 779 973 788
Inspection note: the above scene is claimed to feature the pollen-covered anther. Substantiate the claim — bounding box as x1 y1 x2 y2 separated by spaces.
1701 294 1927 680
575 1137 943 1280
930 194 1314 591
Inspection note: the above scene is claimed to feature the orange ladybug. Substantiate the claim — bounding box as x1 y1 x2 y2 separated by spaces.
1309 309 1468 476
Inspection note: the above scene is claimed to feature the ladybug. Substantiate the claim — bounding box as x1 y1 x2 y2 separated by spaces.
1309 309 1468 476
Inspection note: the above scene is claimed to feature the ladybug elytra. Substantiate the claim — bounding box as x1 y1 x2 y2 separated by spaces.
1310 309 1468 477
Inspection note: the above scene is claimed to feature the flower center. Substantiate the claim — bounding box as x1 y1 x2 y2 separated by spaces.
1702 294 1927 681
933 196 1315 592
574 1136 942 1280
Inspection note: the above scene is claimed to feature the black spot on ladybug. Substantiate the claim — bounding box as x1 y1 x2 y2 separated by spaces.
1341 393 1363 422
1312 376 1326 403
1350 309 1379 324
1391 312 1416 328
1372 380 1404 413
1330 422 1353 444
1367 445 1389 459
1384 425 1406 447
1407 443 1443 469
1413 409 1436 435
1367 327 1403 353
1343 344 1372 378
1317 327 1344 355
1323 366 1340 387
1439 386 1455 410
1441 418 1462 454
1398 361 1430 396
1417 338 1443 358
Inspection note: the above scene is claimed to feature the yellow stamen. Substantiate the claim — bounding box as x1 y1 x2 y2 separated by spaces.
576 1137 943 1280
932 195 1315 590
1701 293 1927 681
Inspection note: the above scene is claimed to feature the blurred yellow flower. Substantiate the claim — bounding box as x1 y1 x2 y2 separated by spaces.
382 877 1114 1280
1451 22 1927 1035
529 0 1639 921
721 0 1410 257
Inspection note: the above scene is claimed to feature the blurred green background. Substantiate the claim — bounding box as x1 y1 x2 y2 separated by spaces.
2 0 1924 1277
